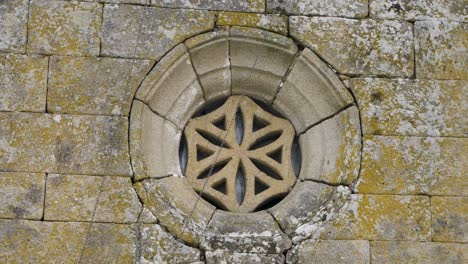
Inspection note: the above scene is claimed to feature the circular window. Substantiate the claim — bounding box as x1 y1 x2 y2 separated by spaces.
180 95 301 213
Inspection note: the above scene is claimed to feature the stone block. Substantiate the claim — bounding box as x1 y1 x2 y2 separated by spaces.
320 194 431 241
28 1 101 56
350 78 467 137
48 56 153 116
415 21 467 80
0 54 48 112
230 27 298 103
150 0 265 12
135 44 205 129
370 0 467 22
371 241 468 264
135 177 216 247
102 4 215 60
273 49 354 133
432 196 467 243
0 172 45 220
288 240 370 264
206 251 285 264
268 181 334 235
44 174 142 223
218 12 288 35
0 112 132 176
357 136 467 196
185 29 231 101
129 101 182 180
267 0 368 18
290 17 414 77
299 107 361 184
0 0 28 52
201 211 292 254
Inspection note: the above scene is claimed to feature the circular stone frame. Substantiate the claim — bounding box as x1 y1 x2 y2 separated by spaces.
130 27 362 250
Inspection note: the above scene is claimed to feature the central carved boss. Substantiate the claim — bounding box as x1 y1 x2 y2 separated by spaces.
184 96 297 213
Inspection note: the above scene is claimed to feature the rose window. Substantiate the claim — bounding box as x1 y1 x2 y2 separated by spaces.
182 96 298 213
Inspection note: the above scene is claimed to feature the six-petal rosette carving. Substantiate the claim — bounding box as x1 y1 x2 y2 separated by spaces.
184 96 297 213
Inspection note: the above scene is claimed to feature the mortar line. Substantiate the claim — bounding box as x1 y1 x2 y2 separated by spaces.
25 0 32 54
45 56 51 113
41 173 48 221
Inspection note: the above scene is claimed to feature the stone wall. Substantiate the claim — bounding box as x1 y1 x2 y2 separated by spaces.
0 0 466 263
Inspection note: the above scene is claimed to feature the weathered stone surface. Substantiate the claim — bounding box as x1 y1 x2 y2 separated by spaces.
102 4 215 60
130 101 182 181
206 251 285 264
319 194 431 241
432 197 467 243
0 54 48 112
267 0 368 18
0 0 28 53
415 21 467 80
371 241 468 264
370 0 468 22
48 56 153 116
136 44 205 129
357 136 467 196
299 107 361 184
135 177 216 246
44 174 141 223
274 49 354 133
139 224 201 263
290 17 414 77
288 240 370 264
138 205 158 224
151 0 265 12
230 27 298 103
350 78 467 137
0 112 131 176
268 181 334 235
218 12 288 35
185 29 231 101
0 220 138 263
202 211 292 254
28 1 101 56
0 172 45 220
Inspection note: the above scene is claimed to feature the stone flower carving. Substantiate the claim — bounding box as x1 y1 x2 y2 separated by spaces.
184 96 297 213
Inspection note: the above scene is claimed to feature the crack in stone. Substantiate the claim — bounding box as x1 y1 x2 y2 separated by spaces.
271 48 304 104
298 103 355 136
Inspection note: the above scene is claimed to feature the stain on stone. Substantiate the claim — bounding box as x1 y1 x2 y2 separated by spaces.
388 3 402 12
12 206 26 218
371 92 383 103
26 184 42 204
55 140 74 164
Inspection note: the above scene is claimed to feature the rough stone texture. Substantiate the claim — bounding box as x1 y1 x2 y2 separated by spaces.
218 12 288 35
44 174 142 223
135 177 216 247
0 0 28 53
136 44 205 129
139 224 201 263
102 4 215 60
48 56 153 116
290 17 414 77
432 197 467 243
267 0 368 18
0 54 48 112
151 0 265 12
28 1 101 56
299 107 361 184
185 29 231 101
268 181 334 235
0 172 45 220
370 0 468 22
0 112 131 176
288 240 370 264
350 78 467 137
319 194 431 241
202 211 292 254
415 21 467 80
138 206 158 224
230 26 298 102
206 251 285 264
130 101 182 181
357 136 467 196
370 241 468 264
274 48 354 133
